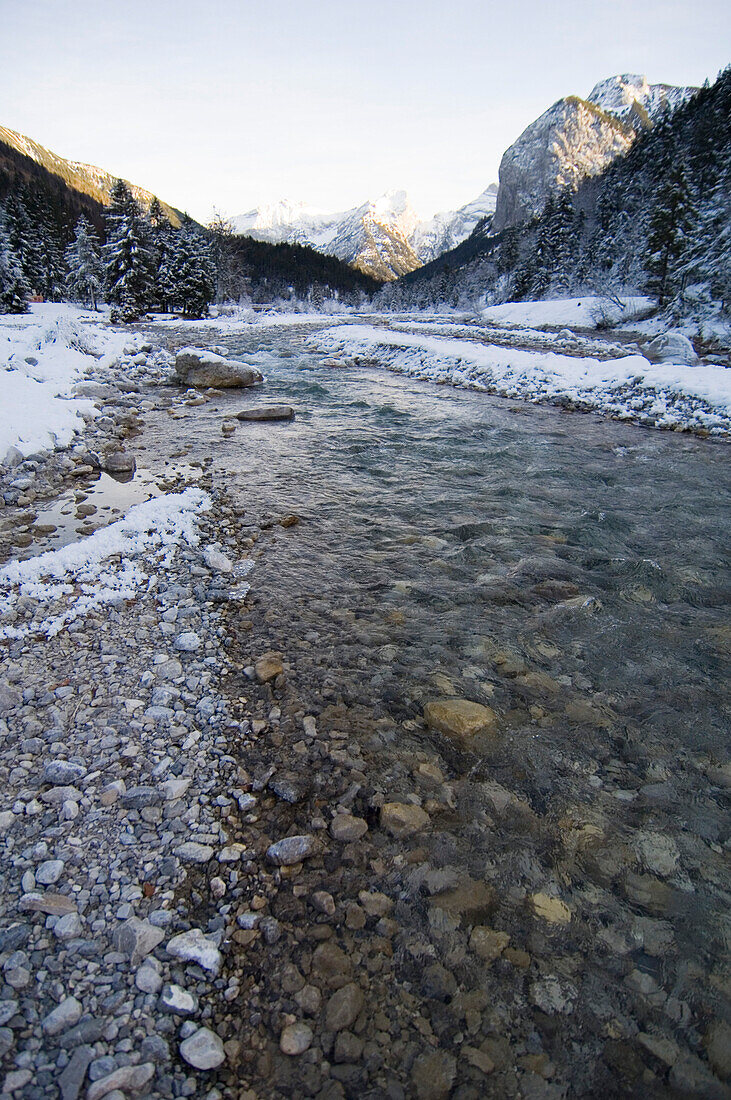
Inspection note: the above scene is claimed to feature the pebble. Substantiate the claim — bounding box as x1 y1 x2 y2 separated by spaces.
330 814 369 841
166 929 222 974
380 802 430 838
179 1027 225 1070
325 983 364 1031
36 859 65 885
42 996 83 1036
266 834 319 866
86 1062 155 1100
280 1022 313 1056
174 631 201 652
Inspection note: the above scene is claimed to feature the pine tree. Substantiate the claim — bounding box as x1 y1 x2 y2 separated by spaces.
645 162 696 306
104 179 155 320
0 208 30 314
65 216 104 310
168 218 216 317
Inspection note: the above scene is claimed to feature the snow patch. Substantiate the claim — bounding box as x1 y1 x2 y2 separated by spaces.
0 488 211 640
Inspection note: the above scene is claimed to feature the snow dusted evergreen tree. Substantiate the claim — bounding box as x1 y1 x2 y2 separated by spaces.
0 208 30 314
104 179 154 320
168 217 216 317
65 216 104 310
645 162 696 307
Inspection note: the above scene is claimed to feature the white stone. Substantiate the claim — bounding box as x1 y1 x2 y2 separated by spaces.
166 929 222 974
179 1027 225 1069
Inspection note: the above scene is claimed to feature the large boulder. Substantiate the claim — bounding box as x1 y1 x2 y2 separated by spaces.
646 332 699 365
174 347 263 388
235 405 295 422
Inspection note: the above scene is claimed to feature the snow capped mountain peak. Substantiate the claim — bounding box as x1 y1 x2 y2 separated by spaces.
587 74 697 120
230 186 497 280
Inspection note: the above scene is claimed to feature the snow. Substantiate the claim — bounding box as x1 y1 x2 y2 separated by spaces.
0 488 211 640
479 296 655 331
0 304 129 460
311 323 731 435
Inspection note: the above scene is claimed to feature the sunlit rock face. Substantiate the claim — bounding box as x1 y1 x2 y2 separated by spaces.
491 74 697 232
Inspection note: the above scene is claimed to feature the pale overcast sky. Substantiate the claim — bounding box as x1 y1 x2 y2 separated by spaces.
1 0 728 222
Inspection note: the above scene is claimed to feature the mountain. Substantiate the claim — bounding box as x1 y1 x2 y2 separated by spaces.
0 125 185 228
230 186 498 280
491 74 697 232
382 68 730 330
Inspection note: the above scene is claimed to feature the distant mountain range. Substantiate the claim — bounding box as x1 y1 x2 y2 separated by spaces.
0 126 185 229
231 186 498 281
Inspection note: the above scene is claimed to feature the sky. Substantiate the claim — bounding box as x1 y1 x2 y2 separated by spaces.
1 0 729 223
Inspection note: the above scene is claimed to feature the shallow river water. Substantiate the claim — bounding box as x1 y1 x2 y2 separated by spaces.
145 323 729 1097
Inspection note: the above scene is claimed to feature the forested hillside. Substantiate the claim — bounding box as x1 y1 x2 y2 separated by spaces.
383 67 730 324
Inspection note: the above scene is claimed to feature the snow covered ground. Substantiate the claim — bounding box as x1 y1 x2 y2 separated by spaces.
311 323 731 435
479 295 655 330
0 488 211 640
0 304 129 460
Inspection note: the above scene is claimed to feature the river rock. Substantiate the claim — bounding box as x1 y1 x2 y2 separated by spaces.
174 348 263 388
166 929 222 974
647 331 699 365
159 983 198 1015
19 891 76 916
102 451 136 474
325 982 364 1031
280 1022 313 1055
235 405 295 422
86 1062 155 1100
267 834 319 866
114 917 165 966
411 1051 457 1099
423 698 498 746
42 761 87 786
380 802 430 838
42 996 82 1036
255 652 283 682
179 1027 225 1070
330 814 368 842
36 859 64 885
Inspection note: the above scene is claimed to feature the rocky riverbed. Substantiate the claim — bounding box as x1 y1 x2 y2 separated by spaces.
0 319 729 1100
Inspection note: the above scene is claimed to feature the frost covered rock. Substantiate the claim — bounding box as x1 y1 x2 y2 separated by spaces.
647 332 699 365
174 348 263 388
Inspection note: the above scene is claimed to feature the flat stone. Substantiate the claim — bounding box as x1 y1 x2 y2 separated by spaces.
235 405 295 422
86 1062 155 1100
175 842 214 863
179 1027 225 1070
58 1044 94 1100
41 785 82 804
380 802 430 838
530 892 572 925
280 1022 313 1056
430 877 496 920
255 652 284 683
325 983 364 1031
0 925 30 952
267 834 319 866
42 996 83 1036
166 929 222 974
423 698 498 746
43 761 87 785
330 814 368 842
121 786 160 809
114 918 165 966
160 778 191 801
20 892 76 916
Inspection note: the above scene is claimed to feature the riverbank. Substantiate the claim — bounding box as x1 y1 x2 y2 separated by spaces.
0 308 729 1099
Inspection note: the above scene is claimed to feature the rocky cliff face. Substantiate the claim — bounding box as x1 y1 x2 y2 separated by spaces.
491 75 697 233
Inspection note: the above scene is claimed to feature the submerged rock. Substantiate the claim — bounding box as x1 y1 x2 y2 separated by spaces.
235 405 295 421
423 698 498 746
174 348 263 388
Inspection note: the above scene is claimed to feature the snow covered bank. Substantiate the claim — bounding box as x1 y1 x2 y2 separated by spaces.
0 488 211 639
311 324 731 435
0 304 129 460
480 296 655 330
